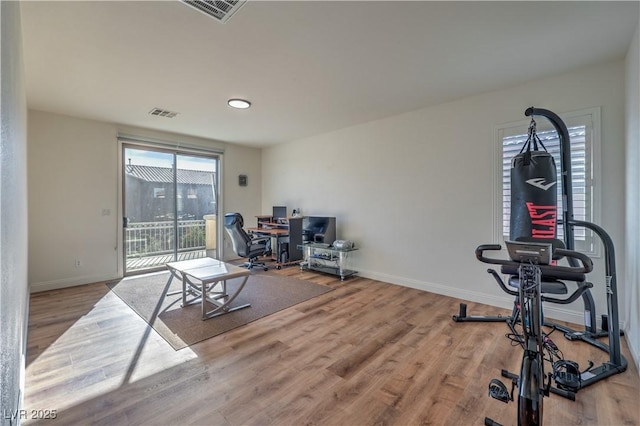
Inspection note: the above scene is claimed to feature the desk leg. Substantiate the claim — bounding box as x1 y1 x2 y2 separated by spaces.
201 276 251 320
165 268 184 297
165 267 194 308
183 275 188 307
200 281 206 319
166 269 251 320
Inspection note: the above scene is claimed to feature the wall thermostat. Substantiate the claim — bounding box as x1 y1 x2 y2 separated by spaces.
238 174 247 186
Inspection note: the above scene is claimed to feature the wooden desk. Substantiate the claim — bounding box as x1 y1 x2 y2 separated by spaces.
166 258 251 320
247 224 303 269
247 227 289 236
249 217 304 268
247 227 289 268
255 215 273 229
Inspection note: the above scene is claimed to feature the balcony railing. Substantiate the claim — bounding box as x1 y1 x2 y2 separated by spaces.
125 220 206 258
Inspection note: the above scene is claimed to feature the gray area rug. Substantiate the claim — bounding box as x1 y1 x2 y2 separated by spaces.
108 271 333 350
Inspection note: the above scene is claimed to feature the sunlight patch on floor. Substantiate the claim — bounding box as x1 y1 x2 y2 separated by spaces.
24 288 197 416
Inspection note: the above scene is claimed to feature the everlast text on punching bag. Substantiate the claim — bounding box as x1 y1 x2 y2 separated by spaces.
510 122 558 241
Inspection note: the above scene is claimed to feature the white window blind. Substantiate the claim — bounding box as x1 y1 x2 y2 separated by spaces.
500 117 596 253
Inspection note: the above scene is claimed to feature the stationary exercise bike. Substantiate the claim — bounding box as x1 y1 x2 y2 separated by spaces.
453 107 627 390
477 240 593 426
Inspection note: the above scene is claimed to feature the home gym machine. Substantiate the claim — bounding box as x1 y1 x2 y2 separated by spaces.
478 240 594 426
452 107 627 396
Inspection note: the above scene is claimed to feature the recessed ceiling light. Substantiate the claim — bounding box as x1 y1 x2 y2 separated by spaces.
228 99 251 109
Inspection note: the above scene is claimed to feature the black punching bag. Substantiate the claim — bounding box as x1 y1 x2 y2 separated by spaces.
510 137 558 241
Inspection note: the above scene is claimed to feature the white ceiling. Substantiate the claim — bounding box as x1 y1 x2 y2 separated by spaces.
20 1 639 148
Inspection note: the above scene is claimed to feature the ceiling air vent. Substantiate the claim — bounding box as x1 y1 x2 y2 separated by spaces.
149 108 179 118
180 0 247 23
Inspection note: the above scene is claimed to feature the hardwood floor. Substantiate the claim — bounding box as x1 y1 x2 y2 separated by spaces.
24 266 639 425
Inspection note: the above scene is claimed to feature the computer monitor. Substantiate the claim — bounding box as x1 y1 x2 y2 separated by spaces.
272 206 287 221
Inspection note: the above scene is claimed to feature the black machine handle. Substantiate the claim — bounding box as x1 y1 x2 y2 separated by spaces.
484 268 593 304
475 244 593 275
476 244 593 304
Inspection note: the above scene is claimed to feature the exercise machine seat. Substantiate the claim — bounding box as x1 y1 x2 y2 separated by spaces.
507 276 568 295
500 264 586 284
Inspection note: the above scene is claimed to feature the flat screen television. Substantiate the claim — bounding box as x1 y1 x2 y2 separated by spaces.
302 216 336 245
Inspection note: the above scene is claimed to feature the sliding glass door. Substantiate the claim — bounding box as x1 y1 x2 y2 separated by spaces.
123 144 219 275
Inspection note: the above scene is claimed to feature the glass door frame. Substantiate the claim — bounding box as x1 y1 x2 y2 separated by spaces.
118 138 223 277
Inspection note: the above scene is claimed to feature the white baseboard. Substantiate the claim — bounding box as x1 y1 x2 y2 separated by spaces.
358 269 623 330
30 273 121 293
624 324 640 374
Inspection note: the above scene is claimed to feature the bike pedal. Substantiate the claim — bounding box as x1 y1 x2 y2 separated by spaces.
488 379 511 403
553 360 581 392
555 372 580 391
484 417 504 426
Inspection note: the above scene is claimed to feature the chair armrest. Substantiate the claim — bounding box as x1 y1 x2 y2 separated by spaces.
250 235 271 244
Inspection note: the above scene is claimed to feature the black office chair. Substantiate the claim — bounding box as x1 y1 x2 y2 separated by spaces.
223 212 270 271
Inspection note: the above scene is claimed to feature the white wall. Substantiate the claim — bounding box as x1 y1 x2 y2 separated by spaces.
263 61 627 328
28 111 262 291
0 0 30 420
28 111 119 289
625 23 640 371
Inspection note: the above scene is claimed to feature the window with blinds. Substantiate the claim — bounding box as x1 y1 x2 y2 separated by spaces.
498 110 598 254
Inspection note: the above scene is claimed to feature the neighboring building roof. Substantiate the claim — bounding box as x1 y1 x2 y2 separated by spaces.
125 165 215 185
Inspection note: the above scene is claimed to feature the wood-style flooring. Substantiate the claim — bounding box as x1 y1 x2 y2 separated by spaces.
24 266 639 425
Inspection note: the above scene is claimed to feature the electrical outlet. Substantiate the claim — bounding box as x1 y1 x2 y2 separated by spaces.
75 259 82 267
